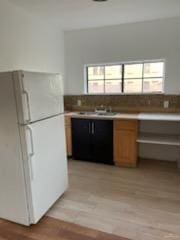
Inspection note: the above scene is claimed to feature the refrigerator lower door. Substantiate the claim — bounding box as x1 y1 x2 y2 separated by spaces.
13 71 64 124
23 115 68 224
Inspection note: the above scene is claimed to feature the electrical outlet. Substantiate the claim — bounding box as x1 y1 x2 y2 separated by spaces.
77 99 82 107
164 100 169 108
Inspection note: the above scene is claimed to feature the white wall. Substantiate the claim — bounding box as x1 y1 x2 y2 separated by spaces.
65 17 180 95
0 0 64 74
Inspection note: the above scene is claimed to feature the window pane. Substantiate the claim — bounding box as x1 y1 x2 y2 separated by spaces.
143 78 163 93
105 80 122 93
124 64 143 78
88 80 104 93
105 65 122 79
124 79 142 93
144 62 164 78
88 66 104 80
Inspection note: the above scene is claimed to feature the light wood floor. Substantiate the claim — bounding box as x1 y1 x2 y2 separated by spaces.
47 159 180 240
0 216 129 240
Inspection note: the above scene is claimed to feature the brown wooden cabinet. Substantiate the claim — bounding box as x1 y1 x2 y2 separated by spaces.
114 120 138 167
65 116 72 157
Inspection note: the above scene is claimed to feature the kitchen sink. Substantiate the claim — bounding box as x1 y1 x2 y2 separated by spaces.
78 112 96 115
97 112 117 116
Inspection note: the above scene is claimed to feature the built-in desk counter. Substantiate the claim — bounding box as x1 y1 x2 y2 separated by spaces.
138 113 180 121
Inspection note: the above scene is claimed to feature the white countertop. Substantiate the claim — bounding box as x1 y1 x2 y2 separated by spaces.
65 112 180 121
138 113 180 121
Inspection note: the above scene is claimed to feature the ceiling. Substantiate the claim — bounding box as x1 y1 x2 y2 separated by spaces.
7 0 180 30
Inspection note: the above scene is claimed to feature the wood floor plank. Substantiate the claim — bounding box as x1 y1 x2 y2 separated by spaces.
1 159 179 240
47 159 180 240
0 217 128 240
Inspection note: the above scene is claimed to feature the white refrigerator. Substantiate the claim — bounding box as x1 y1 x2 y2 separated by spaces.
0 70 68 225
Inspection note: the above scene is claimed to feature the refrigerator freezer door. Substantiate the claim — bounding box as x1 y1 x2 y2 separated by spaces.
23 115 68 224
13 71 64 124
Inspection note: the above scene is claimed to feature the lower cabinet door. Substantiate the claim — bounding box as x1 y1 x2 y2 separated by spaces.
114 120 138 167
92 120 113 165
72 118 113 165
65 125 72 156
72 119 91 161
114 130 137 167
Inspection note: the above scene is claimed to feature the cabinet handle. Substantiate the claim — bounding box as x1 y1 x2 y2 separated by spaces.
89 122 91 134
92 122 95 134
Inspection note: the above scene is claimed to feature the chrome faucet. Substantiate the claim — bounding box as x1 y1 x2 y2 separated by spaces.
95 105 113 113
95 105 107 113
107 106 112 113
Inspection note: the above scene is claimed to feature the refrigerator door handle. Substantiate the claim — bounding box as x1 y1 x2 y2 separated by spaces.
26 126 35 157
26 126 35 180
22 91 31 123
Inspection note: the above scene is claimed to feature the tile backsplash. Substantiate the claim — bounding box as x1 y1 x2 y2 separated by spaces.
64 94 180 113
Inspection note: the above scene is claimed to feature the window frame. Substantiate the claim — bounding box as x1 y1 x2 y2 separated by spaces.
84 59 165 95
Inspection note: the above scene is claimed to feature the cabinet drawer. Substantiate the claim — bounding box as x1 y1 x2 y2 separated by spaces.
114 120 138 131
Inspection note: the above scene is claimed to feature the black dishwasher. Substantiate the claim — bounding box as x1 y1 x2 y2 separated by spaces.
72 118 113 165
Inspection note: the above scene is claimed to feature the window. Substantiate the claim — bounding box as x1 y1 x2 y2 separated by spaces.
86 60 164 94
